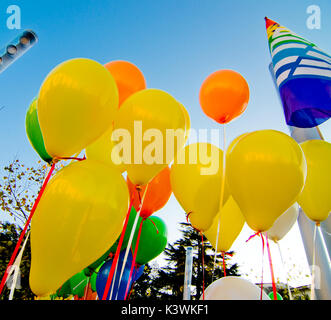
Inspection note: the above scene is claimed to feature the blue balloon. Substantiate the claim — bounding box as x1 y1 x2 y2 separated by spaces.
96 250 144 300
134 263 145 282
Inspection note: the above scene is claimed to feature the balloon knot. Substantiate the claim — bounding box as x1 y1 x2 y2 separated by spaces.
186 211 193 223
246 231 262 243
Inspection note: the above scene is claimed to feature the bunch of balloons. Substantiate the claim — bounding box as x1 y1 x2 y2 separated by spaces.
22 58 188 299
170 68 330 300
20 57 331 301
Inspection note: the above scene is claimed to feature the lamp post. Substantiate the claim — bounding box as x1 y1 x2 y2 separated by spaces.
183 247 193 300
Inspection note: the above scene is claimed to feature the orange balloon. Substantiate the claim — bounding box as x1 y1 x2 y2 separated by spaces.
199 70 250 124
104 60 146 106
127 167 172 219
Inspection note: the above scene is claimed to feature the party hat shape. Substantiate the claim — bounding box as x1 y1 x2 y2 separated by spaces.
265 17 331 128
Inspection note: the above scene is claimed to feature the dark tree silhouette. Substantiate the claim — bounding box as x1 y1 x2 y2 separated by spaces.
130 222 240 300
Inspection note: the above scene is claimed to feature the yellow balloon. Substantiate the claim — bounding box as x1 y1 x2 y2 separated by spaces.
113 89 186 186
85 127 125 173
29 160 129 296
226 130 307 232
179 103 191 143
38 58 119 158
227 133 250 155
205 197 245 253
297 140 331 223
170 143 230 232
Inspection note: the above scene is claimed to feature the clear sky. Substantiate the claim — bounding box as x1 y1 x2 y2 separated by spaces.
1 0 331 289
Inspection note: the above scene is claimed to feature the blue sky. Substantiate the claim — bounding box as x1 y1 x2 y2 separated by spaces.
1 0 331 166
1 0 331 287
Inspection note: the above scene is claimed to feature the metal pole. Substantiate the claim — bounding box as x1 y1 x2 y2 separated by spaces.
269 63 331 300
183 247 193 300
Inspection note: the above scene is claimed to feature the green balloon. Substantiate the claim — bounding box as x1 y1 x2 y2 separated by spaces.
69 271 89 298
90 262 104 292
84 248 111 276
25 98 52 163
132 215 168 265
56 278 72 298
268 291 283 300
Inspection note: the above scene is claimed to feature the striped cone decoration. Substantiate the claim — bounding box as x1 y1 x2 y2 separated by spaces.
265 17 331 128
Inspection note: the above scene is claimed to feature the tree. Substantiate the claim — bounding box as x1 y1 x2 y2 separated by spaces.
0 222 34 300
130 222 240 300
0 159 50 227
0 158 59 300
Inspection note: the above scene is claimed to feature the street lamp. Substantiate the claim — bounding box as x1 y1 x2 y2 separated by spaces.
0 30 38 74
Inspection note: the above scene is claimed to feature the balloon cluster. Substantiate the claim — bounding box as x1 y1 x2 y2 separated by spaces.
171 69 330 299
23 59 331 301
24 59 187 298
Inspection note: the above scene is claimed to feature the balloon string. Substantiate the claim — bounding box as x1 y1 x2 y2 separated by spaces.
108 253 118 299
276 241 293 300
147 217 159 234
212 218 221 282
260 233 265 300
83 277 90 300
246 231 262 243
55 156 86 162
222 252 227 277
127 267 138 301
221 251 233 278
114 184 149 300
265 233 277 300
101 195 134 300
0 161 56 296
124 219 144 300
213 124 227 280
247 232 265 300
311 223 318 300
200 232 205 301
186 212 192 224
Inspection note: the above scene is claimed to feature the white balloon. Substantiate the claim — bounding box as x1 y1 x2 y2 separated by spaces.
264 203 299 242
202 277 270 300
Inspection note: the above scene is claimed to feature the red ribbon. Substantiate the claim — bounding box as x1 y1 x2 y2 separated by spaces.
55 156 86 162
101 195 134 300
83 277 91 300
124 219 144 300
246 232 265 300
146 217 159 234
221 251 234 277
260 234 265 300
124 214 159 300
127 267 138 300
265 233 278 300
186 212 192 224
0 161 56 295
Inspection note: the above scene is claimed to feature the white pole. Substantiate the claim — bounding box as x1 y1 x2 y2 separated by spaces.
8 231 30 300
269 63 331 300
183 247 193 300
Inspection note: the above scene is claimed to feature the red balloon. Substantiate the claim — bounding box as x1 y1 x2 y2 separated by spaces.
127 167 172 219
